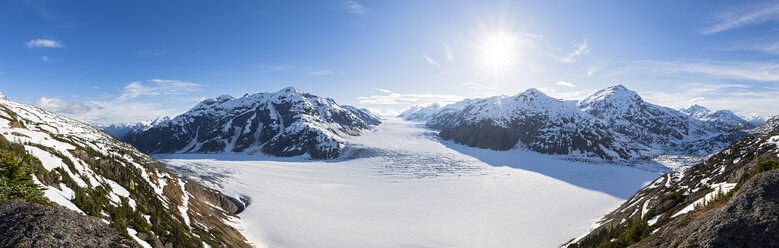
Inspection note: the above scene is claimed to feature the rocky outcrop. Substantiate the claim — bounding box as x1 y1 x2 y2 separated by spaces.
566 126 779 247
0 199 136 248
632 170 779 247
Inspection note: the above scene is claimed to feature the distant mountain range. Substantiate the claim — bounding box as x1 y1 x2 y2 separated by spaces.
98 116 171 139
121 87 380 159
401 84 776 161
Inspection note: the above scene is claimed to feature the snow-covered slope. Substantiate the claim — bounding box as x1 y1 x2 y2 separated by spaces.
749 115 779 135
579 85 717 153
679 104 750 131
0 93 252 247
427 85 755 162
567 125 779 247
397 103 444 121
427 89 648 160
99 116 171 139
123 87 381 159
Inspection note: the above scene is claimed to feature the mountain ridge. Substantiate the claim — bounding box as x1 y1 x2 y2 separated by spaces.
123 87 381 159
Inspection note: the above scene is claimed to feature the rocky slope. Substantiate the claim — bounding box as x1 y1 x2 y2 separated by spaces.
679 104 751 131
427 89 647 160
123 87 380 159
426 85 756 161
0 199 136 248
0 92 252 247
566 125 779 247
99 116 171 140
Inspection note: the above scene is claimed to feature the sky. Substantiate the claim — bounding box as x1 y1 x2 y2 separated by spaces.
1 0 778 124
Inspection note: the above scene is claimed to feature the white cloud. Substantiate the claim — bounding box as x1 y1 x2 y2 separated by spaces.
376 88 392 93
34 97 92 114
310 70 334 76
40 56 61 62
444 44 455 62
424 55 441 68
587 66 600 77
557 40 589 63
555 81 576 88
461 81 496 90
641 83 778 117
700 2 779 34
26 39 62 48
36 79 204 125
118 79 203 101
341 0 368 15
358 92 464 105
629 60 779 82
262 65 334 76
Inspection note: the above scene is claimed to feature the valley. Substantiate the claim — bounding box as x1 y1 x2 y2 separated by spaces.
156 119 659 248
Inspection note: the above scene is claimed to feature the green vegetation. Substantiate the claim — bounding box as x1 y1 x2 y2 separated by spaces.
755 160 779 174
0 135 46 204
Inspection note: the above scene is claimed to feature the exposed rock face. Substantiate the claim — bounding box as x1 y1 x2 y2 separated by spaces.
427 88 646 160
123 87 380 159
566 126 779 247
632 170 779 248
0 199 136 248
426 85 759 161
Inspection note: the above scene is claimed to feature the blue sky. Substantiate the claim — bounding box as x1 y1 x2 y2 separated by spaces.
1 0 778 124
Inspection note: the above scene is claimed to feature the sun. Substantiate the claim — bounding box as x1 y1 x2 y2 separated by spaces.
477 30 520 75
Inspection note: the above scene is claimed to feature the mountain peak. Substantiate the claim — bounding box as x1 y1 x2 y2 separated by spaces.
281 86 305 94
579 84 642 110
216 94 233 101
0 92 7 101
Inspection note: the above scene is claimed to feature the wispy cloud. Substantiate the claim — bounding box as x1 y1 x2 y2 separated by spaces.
358 92 464 105
629 60 779 82
641 82 778 117
26 39 63 48
444 44 455 62
36 79 204 124
587 66 600 77
305 66 334 76
118 79 203 101
700 2 779 34
262 65 334 76
555 81 576 88
34 97 91 114
424 55 441 68
341 1 368 15
461 81 496 90
138 50 166 56
376 88 392 93
556 39 589 63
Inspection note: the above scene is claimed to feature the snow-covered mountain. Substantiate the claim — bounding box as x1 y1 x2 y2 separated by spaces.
0 92 252 247
579 85 718 153
99 116 171 139
679 104 751 131
123 87 381 159
426 85 756 161
744 115 766 126
397 103 444 121
427 88 648 160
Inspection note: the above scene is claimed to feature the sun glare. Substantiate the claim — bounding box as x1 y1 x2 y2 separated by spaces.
477 30 520 74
